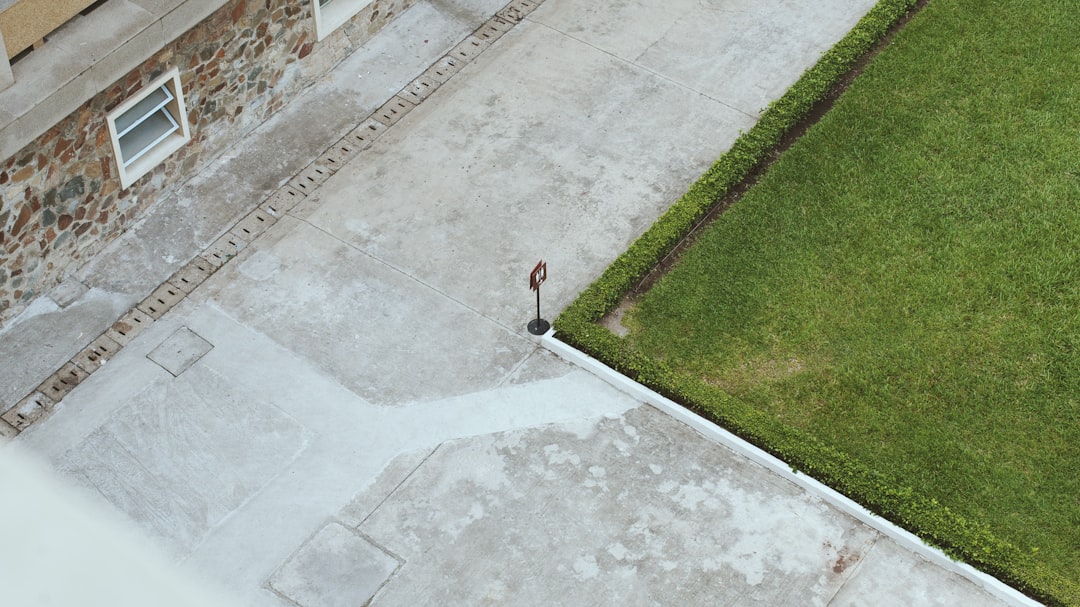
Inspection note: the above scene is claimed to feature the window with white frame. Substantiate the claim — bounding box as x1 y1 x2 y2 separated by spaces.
312 0 375 41
106 68 190 188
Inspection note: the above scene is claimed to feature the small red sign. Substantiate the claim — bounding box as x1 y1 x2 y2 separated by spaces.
530 260 547 291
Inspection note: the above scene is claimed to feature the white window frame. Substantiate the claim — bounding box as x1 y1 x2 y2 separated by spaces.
312 0 375 41
106 68 191 189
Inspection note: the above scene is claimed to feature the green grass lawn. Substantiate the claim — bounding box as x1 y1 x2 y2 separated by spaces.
625 0 1079 591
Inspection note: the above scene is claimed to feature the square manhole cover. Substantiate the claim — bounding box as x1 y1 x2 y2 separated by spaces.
147 327 213 377
270 523 400 607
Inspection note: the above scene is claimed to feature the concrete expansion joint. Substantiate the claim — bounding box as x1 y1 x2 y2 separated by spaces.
0 0 547 437
293 212 521 339
821 534 880 606
356 529 407 567
496 347 541 387
267 521 406 607
263 578 306 607
352 444 441 530
530 18 757 121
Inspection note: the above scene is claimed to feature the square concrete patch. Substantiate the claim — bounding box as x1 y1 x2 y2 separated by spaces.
270 523 400 607
55 365 307 554
147 327 213 376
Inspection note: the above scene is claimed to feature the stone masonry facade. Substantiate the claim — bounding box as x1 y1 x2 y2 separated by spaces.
0 0 414 325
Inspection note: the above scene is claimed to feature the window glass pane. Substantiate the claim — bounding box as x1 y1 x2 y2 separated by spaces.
114 85 173 135
118 109 179 166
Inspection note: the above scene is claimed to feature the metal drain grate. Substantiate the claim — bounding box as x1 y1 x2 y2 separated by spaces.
326 140 362 163
347 119 388 150
106 308 154 345
1 392 55 432
476 16 514 43
315 146 348 172
449 36 490 62
233 208 279 242
171 256 216 294
400 74 440 104
498 0 540 22
137 283 185 319
288 164 333 195
205 231 248 267
72 334 121 372
423 56 465 84
288 175 316 196
261 185 306 217
373 96 416 127
36 363 90 401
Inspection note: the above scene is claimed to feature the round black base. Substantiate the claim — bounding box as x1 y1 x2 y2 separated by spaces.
527 318 551 335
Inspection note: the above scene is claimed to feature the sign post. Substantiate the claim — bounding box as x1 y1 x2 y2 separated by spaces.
528 260 549 335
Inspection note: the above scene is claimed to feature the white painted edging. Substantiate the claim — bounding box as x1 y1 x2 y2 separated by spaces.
541 331 1041 607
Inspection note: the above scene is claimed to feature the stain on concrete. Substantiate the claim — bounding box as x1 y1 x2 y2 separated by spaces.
350 406 879 605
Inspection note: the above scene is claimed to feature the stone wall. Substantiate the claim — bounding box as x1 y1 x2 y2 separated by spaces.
0 0 414 325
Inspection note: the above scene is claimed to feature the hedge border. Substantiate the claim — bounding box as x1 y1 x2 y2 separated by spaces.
553 0 1073 604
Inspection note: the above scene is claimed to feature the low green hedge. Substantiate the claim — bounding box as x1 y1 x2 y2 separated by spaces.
554 0 1071 604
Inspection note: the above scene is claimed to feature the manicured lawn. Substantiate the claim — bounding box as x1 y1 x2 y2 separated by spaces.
625 0 1079 591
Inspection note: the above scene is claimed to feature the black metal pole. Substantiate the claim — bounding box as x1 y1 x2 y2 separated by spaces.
527 262 550 335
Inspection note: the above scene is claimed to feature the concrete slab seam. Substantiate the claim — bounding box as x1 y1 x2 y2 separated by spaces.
293 214 523 337
347 444 442 531
264 577 304 607
821 534 881 606
539 331 1041 607
495 346 544 387
353 529 406 604
1 0 548 435
529 19 758 121
264 525 317 607
265 521 404 605
357 529 407 567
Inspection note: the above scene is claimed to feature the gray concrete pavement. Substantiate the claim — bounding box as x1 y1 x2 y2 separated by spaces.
2 0 1036 605
0 0 492 414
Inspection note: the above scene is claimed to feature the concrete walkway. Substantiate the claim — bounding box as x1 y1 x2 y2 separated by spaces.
1 0 1035 605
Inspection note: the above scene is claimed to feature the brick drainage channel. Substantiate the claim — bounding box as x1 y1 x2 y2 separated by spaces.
0 0 544 438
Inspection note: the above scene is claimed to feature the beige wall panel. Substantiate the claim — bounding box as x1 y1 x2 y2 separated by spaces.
0 0 97 59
